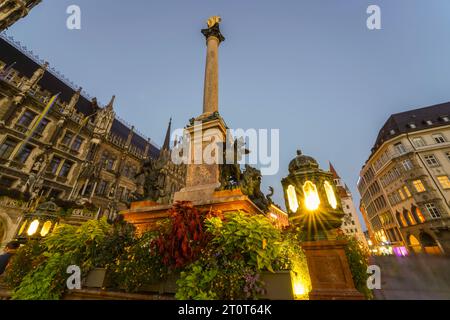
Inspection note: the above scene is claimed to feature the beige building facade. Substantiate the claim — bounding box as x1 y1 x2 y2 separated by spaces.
0 34 163 249
359 102 450 255
0 0 41 31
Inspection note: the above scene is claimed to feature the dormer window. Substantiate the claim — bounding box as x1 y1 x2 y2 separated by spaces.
389 129 396 135
408 123 417 129
425 120 433 125
442 116 449 122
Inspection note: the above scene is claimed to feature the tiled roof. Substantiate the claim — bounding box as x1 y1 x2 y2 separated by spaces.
370 101 450 159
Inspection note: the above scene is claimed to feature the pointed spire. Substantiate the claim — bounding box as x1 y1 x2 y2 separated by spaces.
162 117 172 151
67 87 82 111
329 161 341 179
106 95 116 109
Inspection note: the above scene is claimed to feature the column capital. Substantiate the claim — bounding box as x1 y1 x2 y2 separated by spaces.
201 23 225 44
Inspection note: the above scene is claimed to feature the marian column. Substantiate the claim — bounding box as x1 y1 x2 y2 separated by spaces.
174 17 228 203
201 16 225 116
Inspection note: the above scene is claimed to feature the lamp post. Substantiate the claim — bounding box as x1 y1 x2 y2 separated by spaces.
15 200 60 243
282 150 364 300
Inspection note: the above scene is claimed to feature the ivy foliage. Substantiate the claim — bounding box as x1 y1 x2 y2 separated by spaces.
12 218 112 300
176 211 308 300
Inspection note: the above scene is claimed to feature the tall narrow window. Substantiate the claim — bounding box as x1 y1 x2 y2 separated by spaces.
49 157 62 174
17 110 37 128
0 138 18 159
16 145 34 163
59 161 73 178
403 186 412 198
61 131 74 146
71 136 84 152
34 119 49 136
402 159 414 171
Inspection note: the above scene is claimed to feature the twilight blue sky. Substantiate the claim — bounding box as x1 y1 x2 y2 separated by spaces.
6 0 450 229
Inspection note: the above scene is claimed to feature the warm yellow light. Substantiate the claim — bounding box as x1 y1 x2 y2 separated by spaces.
293 281 306 297
368 240 373 246
303 181 320 211
27 220 40 236
40 221 53 237
324 181 337 209
18 221 27 235
287 185 299 213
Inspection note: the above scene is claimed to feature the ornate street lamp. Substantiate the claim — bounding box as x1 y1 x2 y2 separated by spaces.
281 150 345 240
15 200 61 243
281 150 364 300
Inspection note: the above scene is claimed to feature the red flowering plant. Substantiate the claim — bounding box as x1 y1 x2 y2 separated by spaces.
153 201 221 271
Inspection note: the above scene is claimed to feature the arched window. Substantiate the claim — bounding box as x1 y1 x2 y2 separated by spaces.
302 181 320 211
412 205 426 223
404 209 417 225
396 211 408 227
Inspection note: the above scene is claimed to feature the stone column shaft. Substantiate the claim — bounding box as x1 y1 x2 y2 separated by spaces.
203 36 220 115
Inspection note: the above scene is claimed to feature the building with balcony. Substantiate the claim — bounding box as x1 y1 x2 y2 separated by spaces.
358 102 450 255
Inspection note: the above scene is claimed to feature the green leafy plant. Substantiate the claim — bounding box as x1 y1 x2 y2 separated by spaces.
337 234 373 300
1 241 44 289
12 218 112 300
109 231 167 293
176 211 292 300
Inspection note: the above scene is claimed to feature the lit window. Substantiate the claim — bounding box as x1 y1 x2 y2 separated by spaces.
413 180 426 193
437 176 450 189
324 181 337 209
424 154 440 167
406 211 417 225
403 186 412 198
397 211 408 227
425 203 441 219
433 134 446 144
303 181 320 211
415 207 426 223
398 189 406 201
287 185 299 213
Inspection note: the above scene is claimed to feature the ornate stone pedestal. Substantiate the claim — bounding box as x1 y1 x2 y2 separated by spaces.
122 189 264 235
301 240 365 300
